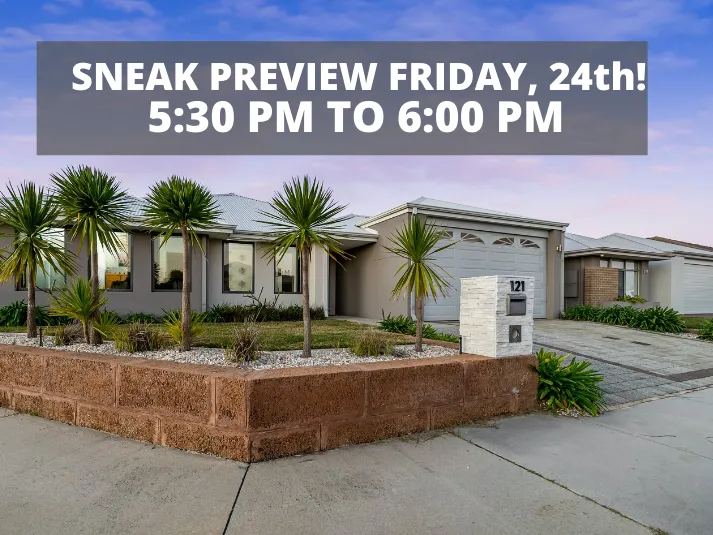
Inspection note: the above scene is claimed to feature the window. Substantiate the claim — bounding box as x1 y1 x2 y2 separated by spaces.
441 230 454 240
520 239 540 249
493 237 515 246
461 232 484 243
152 236 185 291
275 247 301 294
16 228 65 290
97 232 132 291
223 242 254 293
601 259 639 297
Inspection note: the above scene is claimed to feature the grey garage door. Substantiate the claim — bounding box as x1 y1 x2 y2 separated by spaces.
423 229 547 321
683 261 713 314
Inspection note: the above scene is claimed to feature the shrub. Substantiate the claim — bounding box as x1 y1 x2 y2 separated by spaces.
50 278 108 343
225 320 261 363
378 313 416 334
629 306 685 333
617 295 647 304
351 329 393 357
114 322 170 353
163 310 205 347
123 312 161 324
597 305 638 326
204 294 326 324
0 301 59 327
94 310 122 338
561 304 601 322
421 324 460 343
698 319 713 341
53 322 84 346
535 348 605 416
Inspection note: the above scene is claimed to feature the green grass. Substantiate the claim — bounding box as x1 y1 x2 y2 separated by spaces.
681 316 710 329
1 320 415 352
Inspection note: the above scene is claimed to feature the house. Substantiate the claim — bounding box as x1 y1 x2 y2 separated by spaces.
0 195 568 320
564 233 713 314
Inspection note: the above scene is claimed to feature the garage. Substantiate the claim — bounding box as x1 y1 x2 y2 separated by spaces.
424 228 547 321
684 261 713 314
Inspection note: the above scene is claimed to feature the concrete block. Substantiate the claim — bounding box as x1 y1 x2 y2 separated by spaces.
321 410 429 449
45 354 116 405
76 404 159 443
13 390 75 424
250 425 321 461
431 396 515 428
215 375 248 429
161 419 249 462
0 349 43 390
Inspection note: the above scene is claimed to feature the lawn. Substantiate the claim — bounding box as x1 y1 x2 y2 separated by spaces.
681 316 711 330
1 320 415 352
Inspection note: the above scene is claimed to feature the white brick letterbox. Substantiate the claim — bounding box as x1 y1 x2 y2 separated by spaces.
459 275 534 358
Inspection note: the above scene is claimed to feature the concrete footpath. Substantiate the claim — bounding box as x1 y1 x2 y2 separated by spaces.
0 407 657 535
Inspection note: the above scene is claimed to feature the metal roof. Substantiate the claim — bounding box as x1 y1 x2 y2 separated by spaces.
565 232 713 259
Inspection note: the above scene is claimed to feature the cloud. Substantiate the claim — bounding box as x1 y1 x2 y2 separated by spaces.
0 28 39 49
37 17 163 40
651 51 697 68
101 0 157 17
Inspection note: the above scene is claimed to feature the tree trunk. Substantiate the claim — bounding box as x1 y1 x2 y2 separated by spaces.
180 226 191 352
82 321 90 344
89 238 102 345
301 244 311 358
27 271 37 338
415 293 424 352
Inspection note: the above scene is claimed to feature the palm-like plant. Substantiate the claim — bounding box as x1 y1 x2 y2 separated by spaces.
50 278 107 344
0 182 76 338
259 176 351 358
385 216 457 352
142 176 221 351
50 166 132 345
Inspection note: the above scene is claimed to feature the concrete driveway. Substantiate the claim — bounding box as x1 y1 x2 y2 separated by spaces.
534 320 713 405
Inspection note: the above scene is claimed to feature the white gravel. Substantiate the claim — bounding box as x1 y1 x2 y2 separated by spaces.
0 333 459 370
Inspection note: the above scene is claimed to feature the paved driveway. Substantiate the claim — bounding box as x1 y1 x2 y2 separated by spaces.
534 320 713 405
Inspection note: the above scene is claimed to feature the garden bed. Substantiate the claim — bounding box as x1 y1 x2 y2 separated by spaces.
0 344 537 462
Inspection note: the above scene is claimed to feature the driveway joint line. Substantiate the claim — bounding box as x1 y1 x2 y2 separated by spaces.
221 463 250 535
447 428 664 534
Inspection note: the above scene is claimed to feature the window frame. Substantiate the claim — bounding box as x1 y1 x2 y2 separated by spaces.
222 241 256 294
600 258 639 297
151 234 190 293
90 231 134 292
274 246 302 295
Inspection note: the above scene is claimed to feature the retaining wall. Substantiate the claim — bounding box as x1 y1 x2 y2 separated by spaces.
0 345 537 462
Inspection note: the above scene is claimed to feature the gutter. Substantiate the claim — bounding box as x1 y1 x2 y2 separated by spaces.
564 248 673 261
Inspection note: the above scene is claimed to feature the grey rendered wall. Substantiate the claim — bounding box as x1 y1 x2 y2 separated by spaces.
0 228 203 316
335 214 410 320
546 229 565 319
639 260 650 300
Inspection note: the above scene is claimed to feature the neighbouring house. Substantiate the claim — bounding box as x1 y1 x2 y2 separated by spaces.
564 233 713 314
0 195 568 320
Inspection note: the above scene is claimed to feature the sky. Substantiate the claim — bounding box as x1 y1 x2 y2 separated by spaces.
1 0 712 243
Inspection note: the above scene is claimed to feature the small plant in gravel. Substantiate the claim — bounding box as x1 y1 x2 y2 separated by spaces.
535 348 605 416
93 310 122 338
50 278 107 344
53 322 84 346
697 319 713 341
114 322 170 353
351 328 393 357
164 310 205 347
225 319 261 363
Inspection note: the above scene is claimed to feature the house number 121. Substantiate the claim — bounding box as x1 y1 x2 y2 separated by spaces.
510 280 525 292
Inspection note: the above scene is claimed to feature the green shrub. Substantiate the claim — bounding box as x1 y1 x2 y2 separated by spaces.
123 312 161 324
50 278 108 344
629 306 685 333
0 300 60 327
114 322 170 353
378 314 416 334
698 319 713 341
53 322 84 346
94 310 122 338
535 348 605 416
351 329 393 357
163 310 205 347
421 324 459 343
617 295 647 304
561 304 601 321
225 320 261 363
597 305 638 326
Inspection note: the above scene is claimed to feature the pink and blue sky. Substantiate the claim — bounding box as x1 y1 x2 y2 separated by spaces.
1 0 712 243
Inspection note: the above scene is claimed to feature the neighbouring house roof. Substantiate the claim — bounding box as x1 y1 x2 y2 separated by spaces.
359 197 569 231
648 236 713 253
565 232 713 260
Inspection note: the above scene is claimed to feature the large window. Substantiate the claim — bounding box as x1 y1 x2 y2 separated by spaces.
16 228 66 290
223 242 254 293
98 232 132 291
275 247 301 294
152 235 185 291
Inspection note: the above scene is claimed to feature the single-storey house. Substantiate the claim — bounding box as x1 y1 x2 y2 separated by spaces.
0 195 568 320
564 233 713 314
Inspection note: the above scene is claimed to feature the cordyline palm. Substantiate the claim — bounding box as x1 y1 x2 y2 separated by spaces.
0 182 76 338
142 176 221 352
51 278 107 344
51 166 132 345
385 216 457 352
258 176 351 358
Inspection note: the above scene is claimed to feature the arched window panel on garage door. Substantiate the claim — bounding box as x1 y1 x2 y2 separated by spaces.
440 230 454 240
493 237 515 246
520 239 541 249
460 232 484 244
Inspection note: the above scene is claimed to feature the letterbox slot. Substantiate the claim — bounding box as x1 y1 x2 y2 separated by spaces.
507 294 527 316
